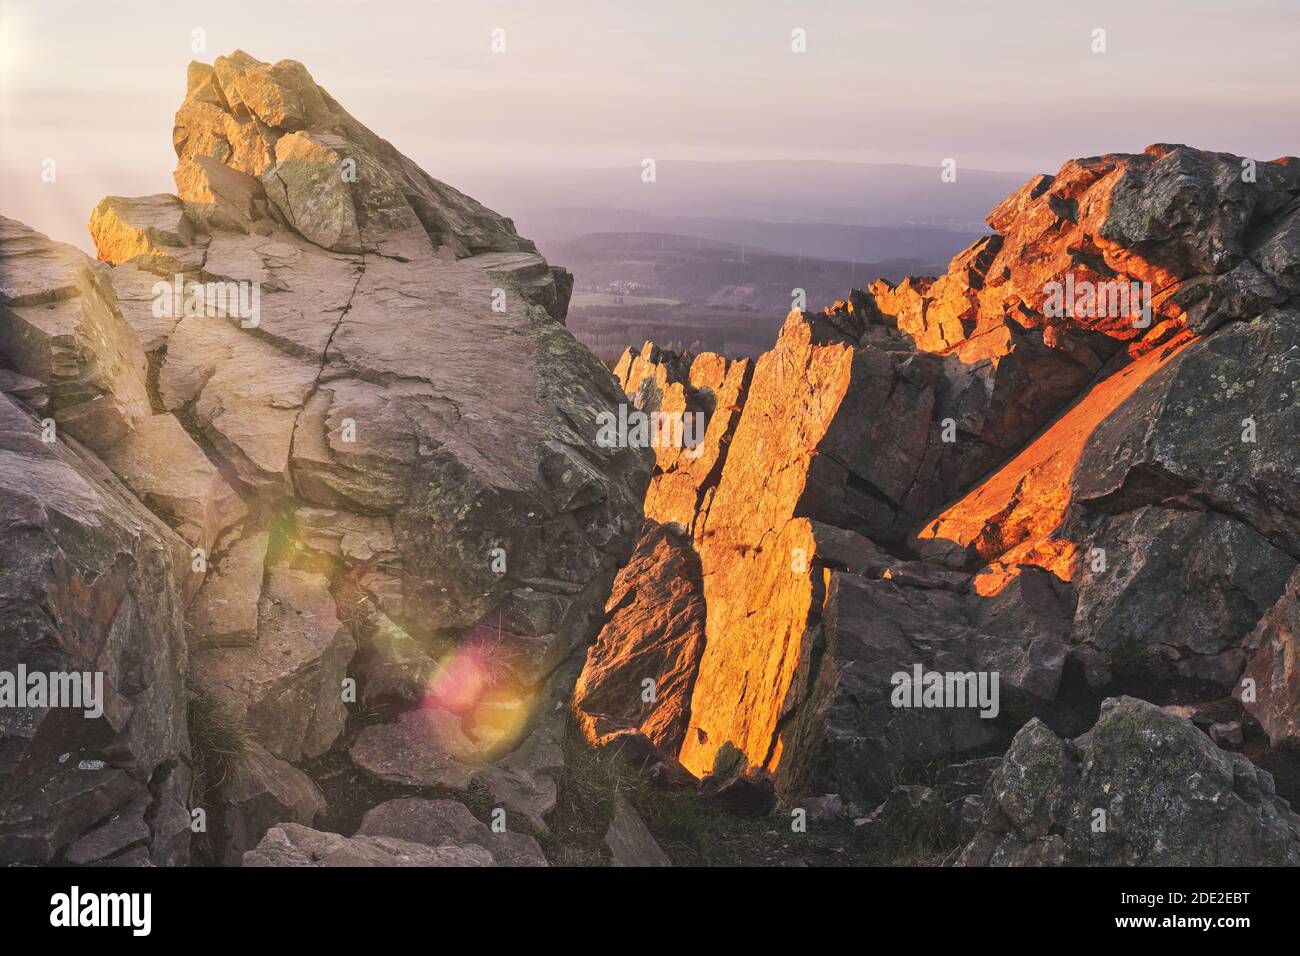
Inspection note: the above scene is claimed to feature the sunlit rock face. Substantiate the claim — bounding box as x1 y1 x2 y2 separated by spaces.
578 144 1300 822
573 521 707 755
2 52 648 861
0 218 152 453
612 345 751 531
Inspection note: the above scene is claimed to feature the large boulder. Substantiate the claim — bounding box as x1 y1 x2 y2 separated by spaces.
1074 307 1300 556
1069 506 1293 693
214 743 326 866
134 55 650 782
0 392 191 864
958 697 1300 866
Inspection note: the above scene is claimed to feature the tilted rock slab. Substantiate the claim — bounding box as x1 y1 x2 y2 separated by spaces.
573 521 707 754
358 797 548 867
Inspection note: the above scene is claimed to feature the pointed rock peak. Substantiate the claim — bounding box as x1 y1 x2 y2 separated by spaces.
172 50 536 259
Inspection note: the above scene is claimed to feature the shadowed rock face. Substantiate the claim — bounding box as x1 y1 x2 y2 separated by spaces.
959 697 1300 866
577 143 1300 853
1 51 648 863
0 393 191 864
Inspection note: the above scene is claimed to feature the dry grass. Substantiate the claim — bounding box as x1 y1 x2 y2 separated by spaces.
188 689 250 795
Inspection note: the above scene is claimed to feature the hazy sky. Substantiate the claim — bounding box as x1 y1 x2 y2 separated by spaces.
2 0 1297 249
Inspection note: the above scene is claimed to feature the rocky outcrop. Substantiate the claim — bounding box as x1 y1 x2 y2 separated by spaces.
612 345 751 530
119 56 649 770
830 146 1300 545
580 144 1300 819
1073 306 1300 556
2 51 647 863
0 392 191 863
958 697 1300 865
4 41 1296 870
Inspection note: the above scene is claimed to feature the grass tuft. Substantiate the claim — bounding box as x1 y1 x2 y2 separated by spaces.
188 689 250 795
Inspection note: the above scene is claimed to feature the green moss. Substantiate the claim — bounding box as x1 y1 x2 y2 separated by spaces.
1108 631 1153 681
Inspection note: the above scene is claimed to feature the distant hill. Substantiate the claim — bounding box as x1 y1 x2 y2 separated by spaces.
449 159 1016 361
442 158 1024 268
553 230 939 359
553 231 931 311
448 158 1029 233
532 211 983 265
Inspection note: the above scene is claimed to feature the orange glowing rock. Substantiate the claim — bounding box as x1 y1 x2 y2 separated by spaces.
88 194 199 269
913 332 1195 578
573 522 707 753
678 313 856 783
645 356 751 532
578 145 1300 811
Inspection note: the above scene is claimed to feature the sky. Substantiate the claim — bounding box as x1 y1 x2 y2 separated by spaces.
1 0 1297 251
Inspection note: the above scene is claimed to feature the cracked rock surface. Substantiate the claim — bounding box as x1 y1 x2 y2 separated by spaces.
1 51 647 864
576 145 1300 863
